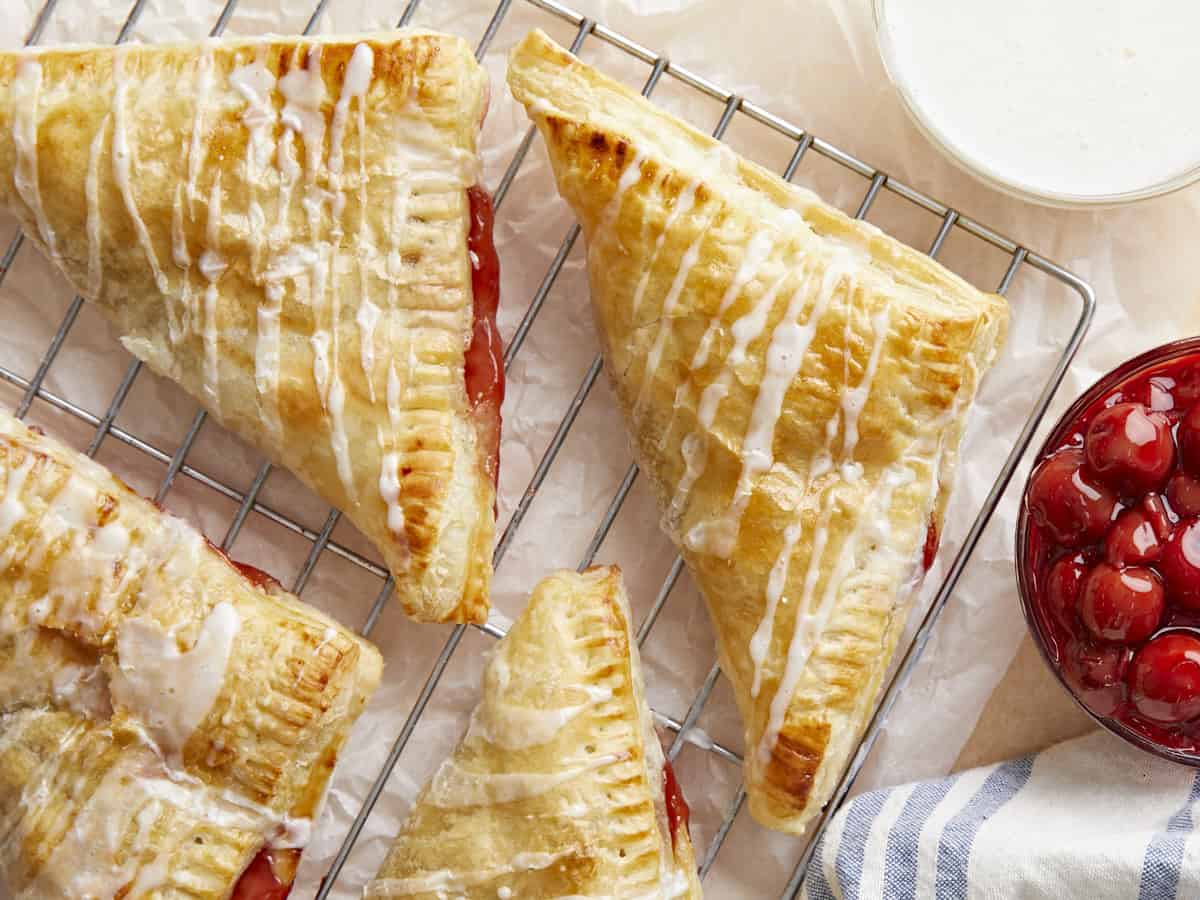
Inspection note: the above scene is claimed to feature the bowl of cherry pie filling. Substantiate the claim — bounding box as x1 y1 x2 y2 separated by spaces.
1018 337 1200 764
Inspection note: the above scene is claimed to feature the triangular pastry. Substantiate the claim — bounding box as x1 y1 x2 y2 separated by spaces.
508 31 1009 834
0 411 382 897
366 566 702 899
0 31 500 624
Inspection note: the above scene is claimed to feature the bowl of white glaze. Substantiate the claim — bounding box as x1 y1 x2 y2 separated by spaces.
874 0 1200 208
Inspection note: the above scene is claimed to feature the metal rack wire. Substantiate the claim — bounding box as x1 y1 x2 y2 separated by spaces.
0 0 1096 897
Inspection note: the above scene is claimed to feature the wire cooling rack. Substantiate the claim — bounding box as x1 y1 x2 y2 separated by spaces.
0 0 1096 897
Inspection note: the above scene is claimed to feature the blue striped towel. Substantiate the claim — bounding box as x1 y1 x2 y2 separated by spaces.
802 730 1200 900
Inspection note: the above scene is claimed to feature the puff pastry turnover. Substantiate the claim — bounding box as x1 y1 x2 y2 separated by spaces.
509 30 1009 834
0 31 501 624
0 411 382 898
366 566 701 899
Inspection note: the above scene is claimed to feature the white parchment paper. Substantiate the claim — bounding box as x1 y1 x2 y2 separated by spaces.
1 0 1197 897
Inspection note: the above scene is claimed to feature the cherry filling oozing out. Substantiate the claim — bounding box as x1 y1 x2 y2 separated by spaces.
662 761 691 851
465 185 504 487
1025 354 1200 753
231 849 299 900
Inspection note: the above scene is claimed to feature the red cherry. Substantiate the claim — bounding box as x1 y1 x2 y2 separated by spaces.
1076 641 1132 691
1161 519 1200 610
1173 365 1200 409
1178 404 1200 476
1129 633 1200 724
1085 402 1175 494
1079 563 1164 643
1044 554 1088 628
1105 509 1163 566
1167 472 1200 519
1027 449 1118 546
1141 493 1176 540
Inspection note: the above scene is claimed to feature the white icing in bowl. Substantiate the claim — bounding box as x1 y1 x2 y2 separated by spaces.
876 0 1200 206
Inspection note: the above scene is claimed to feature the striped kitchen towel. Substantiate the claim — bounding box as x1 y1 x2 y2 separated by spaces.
803 730 1200 900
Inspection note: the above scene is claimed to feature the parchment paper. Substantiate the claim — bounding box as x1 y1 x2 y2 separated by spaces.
0 0 1197 897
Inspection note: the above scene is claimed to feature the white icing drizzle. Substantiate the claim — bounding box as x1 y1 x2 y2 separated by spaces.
185 50 214 212
85 116 110 299
109 602 241 765
111 53 169 295
752 346 975 762
11 60 59 262
353 51 379 399
692 266 826 559
229 52 278 172
677 269 790 555
277 47 360 502
0 451 36 539
170 184 191 270
628 145 734 320
366 850 574 897
426 754 622 808
632 227 707 424
595 148 644 238
378 451 404 536
668 243 783 524
357 297 381 400
691 229 776 371
21 736 311 899
840 307 892 460
326 374 356 502
279 46 327 199
0 630 111 719
467 641 615 750
200 180 226 412
256 282 284 438
29 752 165 899
167 184 194 348
758 463 915 765
374 178 412 533
629 179 699 320
328 43 374 227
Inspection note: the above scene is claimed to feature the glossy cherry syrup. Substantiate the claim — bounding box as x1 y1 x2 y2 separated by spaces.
1021 343 1200 760
231 849 297 900
465 185 504 487
662 761 691 850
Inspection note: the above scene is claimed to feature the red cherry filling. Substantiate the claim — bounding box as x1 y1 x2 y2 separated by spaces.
1075 641 1131 692
1105 509 1163 566
1167 472 1200 518
1179 404 1200 476
1044 554 1088 628
1085 402 1175 494
465 185 504 487
1027 449 1118 546
1161 519 1200 611
231 849 296 900
1079 563 1164 643
1141 493 1175 540
1129 633 1200 724
662 762 691 850
1025 357 1200 755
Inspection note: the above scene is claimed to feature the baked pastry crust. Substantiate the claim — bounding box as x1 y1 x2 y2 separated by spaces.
366 566 701 899
509 30 1009 834
0 31 495 624
0 411 382 896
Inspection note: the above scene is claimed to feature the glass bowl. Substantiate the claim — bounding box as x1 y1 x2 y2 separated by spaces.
872 0 1200 208
1016 337 1200 766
